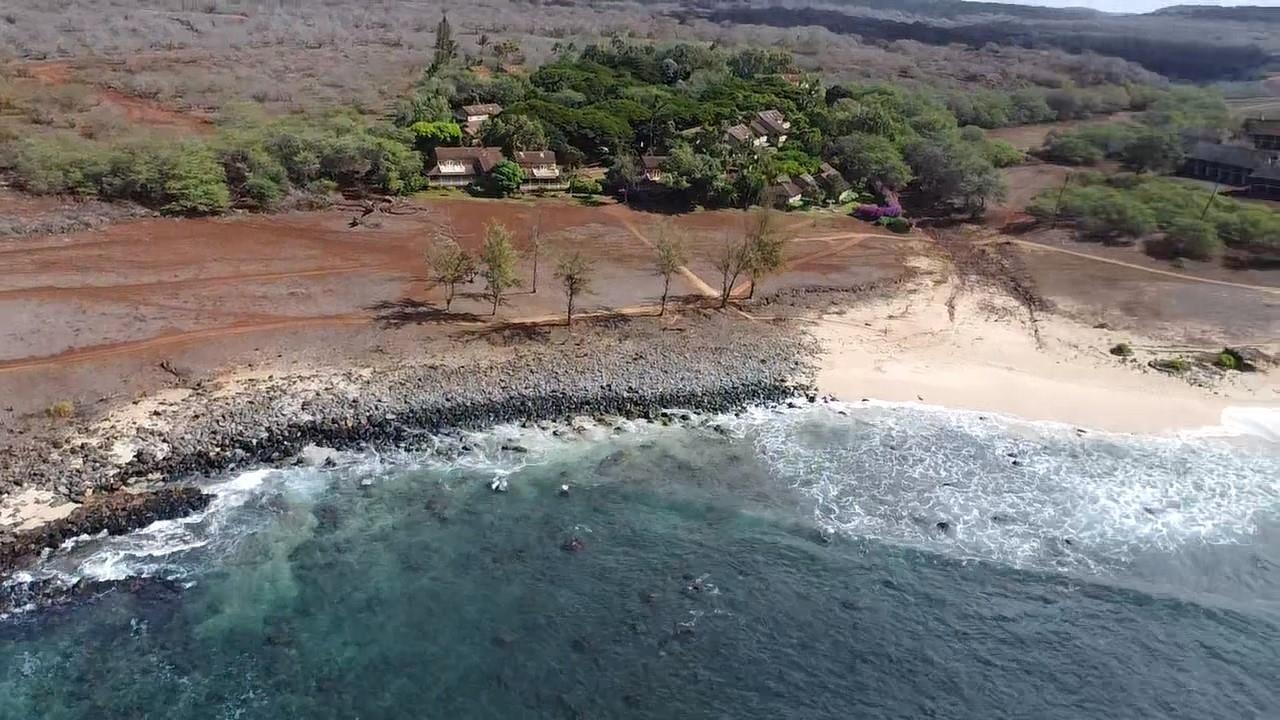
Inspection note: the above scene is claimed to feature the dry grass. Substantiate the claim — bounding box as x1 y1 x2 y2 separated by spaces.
45 400 74 419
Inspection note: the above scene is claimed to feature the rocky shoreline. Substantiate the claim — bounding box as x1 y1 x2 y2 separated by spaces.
0 316 819 584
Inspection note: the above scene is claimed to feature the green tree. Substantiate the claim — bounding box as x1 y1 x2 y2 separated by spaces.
488 160 523 197
605 153 641 197
653 223 686 316
554 251 594 328
480 114 548 155
409 121 463 154
431 13 458 72
492 39 521 67
426 240 476 311
479 221 520 314
826 133 913 191
1122 129 1184 174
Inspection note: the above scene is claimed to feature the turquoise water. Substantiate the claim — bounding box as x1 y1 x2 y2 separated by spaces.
2 404 1279 719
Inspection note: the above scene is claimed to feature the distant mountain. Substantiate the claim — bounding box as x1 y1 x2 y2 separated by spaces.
1149 5 1280 22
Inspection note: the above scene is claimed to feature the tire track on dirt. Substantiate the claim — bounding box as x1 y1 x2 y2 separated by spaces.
1009 239 1280 295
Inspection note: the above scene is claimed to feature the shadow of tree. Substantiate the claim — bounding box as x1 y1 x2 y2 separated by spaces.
367 298 485 328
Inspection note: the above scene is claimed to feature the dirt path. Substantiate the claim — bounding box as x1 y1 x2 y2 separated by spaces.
609 212 720 298
1009 239 1280 295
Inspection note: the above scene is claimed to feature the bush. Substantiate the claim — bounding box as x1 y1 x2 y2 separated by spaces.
1109 342 1133 357
878 216 912 234
45 401 74 419
1161 217 1222 261
1043 132 1104 165
568 176 602 195
1215 352 1239 370
981 139 1025 168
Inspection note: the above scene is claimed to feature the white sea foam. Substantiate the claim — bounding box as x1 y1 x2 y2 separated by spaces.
746 401 1280 573
1182 405 1280 444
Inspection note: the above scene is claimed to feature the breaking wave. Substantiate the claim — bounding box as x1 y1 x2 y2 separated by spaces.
747 401 1280 573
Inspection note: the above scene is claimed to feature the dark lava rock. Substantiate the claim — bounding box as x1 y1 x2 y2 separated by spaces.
0 486 211 575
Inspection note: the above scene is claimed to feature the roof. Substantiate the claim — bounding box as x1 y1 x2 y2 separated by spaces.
754 109 789 136
1245 118 1280 137
1186 142 1265 170
1252 162 1280 182
796 173 821 191
513 150 556 165
771 175 803 199
748 119 771 137
461 103 502 117
641 155 669 170
429 146 506 176
724 124 752 143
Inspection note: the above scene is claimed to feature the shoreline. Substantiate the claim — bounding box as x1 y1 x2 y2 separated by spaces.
812 275 1277 436
2 268 1277 591
0 315 818 581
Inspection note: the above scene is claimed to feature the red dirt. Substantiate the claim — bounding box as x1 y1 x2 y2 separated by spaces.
0 199 909 417
24 59 213 134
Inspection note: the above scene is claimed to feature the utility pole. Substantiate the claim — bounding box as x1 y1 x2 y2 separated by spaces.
1050 171 1072 229
1199 181 1220 221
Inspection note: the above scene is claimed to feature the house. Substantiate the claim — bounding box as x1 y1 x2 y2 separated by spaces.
767 175 804 207
795 173 823 201
1182 142 1266 187
1244 118 1280 151
641 155 669 183
749 109 790 146
1250 160 1280 199
723 124 757 147
817 162 849 196
514 150 567 191
456 103 503 141
426 146 506 187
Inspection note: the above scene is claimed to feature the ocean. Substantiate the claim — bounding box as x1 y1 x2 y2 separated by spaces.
2 402 1278 719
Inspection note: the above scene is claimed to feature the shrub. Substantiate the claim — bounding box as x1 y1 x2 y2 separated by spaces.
981 139 1026 169
568 176 602 195
1151 357 1191 374
1215 352 1239 370
1043 132 1104 165
1161 218 1222 261
878 216 911 233
46 401 74 419
1109 342 1133 357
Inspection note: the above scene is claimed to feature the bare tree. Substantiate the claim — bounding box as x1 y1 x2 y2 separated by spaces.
426 241 476 311
480 221 519 315
527 210 542 294
711 232 751 309
555 251 594 329
743 207 785 299
653 223 686 316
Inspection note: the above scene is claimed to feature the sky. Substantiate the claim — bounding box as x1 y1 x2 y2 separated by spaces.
983 0 1279 13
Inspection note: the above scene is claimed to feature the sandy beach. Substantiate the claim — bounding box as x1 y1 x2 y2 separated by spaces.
813 273 1278 435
